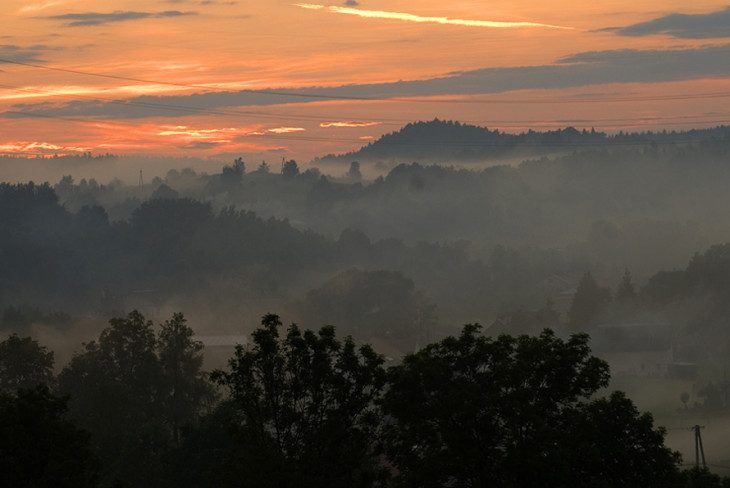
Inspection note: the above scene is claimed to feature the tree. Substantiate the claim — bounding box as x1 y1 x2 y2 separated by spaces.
347 161 362 182
151 183 180 200
221 158 245 184
282 159 300 178
616 268 637 303
0 334 54 392
556 391 681 487
0 386 97 488
211 314 387 488
681 392 690 410
568 272 611 331
380 325 682 487
157 313 214 445
160 402 243 488
679 468 730 487
59 311 215 487
58 311 165 488
303 269 437 352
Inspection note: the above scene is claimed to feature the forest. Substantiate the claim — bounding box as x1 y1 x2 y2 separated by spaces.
3 312 729 487
5 124 730 486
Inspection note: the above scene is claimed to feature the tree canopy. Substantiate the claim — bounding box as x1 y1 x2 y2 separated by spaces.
211 313 388 488
380 325 679 487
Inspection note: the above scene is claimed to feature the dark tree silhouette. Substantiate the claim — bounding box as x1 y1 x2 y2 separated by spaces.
380 325 681 487
556 391 681 487
221 158 245 184
59 311 164 487
158 313 214 445
282 159 300 178
211 313 387 488
0 386 97 488
0 334 54 392
303 268 437 352
347 161 362 182
568 272 611 331
58 311 211 488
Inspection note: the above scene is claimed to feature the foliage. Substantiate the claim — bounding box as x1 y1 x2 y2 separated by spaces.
211 313 387 488
567 272 612 331
303 268 437 352
379 325 681 487
58 311 213 488
0 333 54 392
282 159 300 178
158 313 214 444
0 386 97 488
616 268 637 303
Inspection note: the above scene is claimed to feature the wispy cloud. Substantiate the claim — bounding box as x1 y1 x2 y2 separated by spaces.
320 121 380 128
19 1 68 13
268 127 306 134
161 0 237 5
11 44 730 119
46 10 197 27
294 3 571 29
0 141 89 154
0 44 53 63
607 6 730 39
158 125 240 138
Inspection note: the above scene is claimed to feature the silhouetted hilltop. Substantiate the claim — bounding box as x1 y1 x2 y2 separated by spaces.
315 119 730 164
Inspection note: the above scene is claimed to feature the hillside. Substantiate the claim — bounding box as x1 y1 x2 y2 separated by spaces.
314 119 730 164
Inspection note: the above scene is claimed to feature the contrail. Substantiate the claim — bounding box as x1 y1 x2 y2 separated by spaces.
294 4 572 30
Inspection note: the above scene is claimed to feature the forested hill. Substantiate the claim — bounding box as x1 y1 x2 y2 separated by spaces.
315 120 730 164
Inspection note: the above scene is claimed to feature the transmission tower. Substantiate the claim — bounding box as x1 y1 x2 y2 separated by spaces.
693 424 706 468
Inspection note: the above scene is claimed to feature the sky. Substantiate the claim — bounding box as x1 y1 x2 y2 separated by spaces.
1 0 729 161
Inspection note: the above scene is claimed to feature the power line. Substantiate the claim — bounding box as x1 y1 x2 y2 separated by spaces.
1 83 730 131
2 108 727 148
4 57 730 105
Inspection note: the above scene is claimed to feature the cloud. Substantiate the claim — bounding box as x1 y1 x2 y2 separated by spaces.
179 141 226 149
267 127 306 134
9 44 730 119
0 44 53 63
343 0 359 6
320 121 381 128
0 141 89 154
293 4 571 29
162 0 237 5
19 1 68 13
608 6 730 38
46 10 197 27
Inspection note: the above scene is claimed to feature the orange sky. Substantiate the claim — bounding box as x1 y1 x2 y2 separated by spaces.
1 0 729 161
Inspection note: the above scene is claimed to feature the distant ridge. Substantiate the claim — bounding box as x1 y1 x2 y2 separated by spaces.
314 119 730 164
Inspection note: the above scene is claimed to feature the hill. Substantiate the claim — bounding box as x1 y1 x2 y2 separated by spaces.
314 119 730 165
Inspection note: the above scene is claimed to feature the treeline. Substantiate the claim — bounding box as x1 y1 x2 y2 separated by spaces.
562 244 730 372
316 119 730 163
0 181 584 339
2 312 728 488
51 145 727 278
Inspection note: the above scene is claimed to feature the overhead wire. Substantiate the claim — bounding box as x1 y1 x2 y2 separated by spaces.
4 57 730 105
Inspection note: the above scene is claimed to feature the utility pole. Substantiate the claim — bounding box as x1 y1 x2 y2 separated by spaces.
693 424 706 468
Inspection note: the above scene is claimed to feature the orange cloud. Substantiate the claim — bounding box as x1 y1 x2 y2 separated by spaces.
0 141 89 154
320 121 381 128
157 125 241 138
18 1 68 13
267 127 306 134
293 4 572 29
